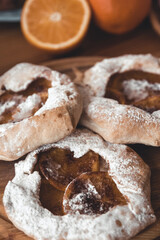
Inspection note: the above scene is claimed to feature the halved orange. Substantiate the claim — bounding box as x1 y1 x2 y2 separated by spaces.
21 0 91 53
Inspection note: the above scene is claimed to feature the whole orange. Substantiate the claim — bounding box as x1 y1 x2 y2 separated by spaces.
88 0 151 34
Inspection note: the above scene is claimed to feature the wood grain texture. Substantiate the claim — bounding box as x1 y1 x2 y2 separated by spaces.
0 218 32 240
0 57 160 240
0 19 160 75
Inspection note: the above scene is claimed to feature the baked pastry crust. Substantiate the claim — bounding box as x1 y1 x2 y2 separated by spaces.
0 63 82 161
3 129 155 240
78 54 160 145
80 96 160 145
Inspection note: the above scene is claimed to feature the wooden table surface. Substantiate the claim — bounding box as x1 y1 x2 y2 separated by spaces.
0 17 160 240
0 19 160 74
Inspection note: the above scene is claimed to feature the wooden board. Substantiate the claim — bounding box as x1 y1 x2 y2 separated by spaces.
0 57 160 240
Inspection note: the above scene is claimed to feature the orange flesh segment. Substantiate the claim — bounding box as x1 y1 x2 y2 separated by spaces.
105 70 160 113
39 148 100 191
27 0 85 44
63 172 127 215
21 0 91 52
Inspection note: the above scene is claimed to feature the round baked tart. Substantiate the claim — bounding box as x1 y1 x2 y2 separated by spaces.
0 63 82 161
77 54 160 146
3 129 155 240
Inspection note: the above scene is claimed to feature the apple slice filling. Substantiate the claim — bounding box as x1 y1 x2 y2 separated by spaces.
0 78 51 124
63 172 127 215
39 148 99 191
40 178 64 216
38 148 126 216
105 70 160 113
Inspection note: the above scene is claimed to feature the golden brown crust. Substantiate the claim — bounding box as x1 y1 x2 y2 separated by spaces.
0 63 82 161
3 129 156 240
78 54 160 146
80 96 160 146
0 106 73 161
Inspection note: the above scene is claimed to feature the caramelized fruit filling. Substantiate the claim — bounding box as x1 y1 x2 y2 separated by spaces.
63 172 127 215
38 149 126 216
40 178 64 216
39 148 99 191
105 70 160 113
0 78 51 124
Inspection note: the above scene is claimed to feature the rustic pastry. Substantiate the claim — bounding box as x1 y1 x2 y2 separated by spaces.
3 129 155 240
0 63 82 161
78 54 160 145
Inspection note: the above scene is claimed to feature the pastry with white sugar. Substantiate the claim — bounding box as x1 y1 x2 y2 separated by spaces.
77 54 160 146
0 63 82 161
3 128 156 240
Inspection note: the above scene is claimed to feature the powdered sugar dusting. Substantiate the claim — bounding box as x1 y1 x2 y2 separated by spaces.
0 63 51 93
123 79 160 102
0 63 81 160
39 128 149 194
84 97 160 125
80 96 160 145
0 100 16 115
64 180 102 215
13 94 41 122
82 54 160 97
0 63 79 117
79 54 160 146
152 110 160 118
0 122 15 137
3 129 155 240
36 73 77 115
